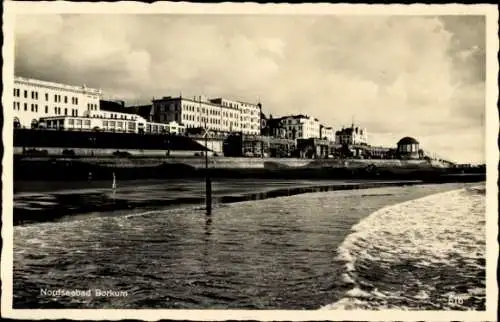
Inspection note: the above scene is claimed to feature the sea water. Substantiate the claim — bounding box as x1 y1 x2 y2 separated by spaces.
13 183 484 309
322 185 486 310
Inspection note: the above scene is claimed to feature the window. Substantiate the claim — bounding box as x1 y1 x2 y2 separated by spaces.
68 119 75 125
45 106 48 114
45 93 49 101
64 108 68 116
24 103 27 111
54 107 58 114
64 96 68 103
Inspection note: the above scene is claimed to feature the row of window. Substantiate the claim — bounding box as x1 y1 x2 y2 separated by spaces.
47 118 181 134
183 102 259 115
102 120 127 128
88 103 98 111
241 108 259 115
159 103 259 122
15 105 82 117
13 101 50 113
53 107 79 117
14 88 82 105
67 119 91 126
169 103 253 119
179 117 258 132
221 101 240 109
99 112 137 121
179 110 259 123
180 115 243 129
399 144 418 152
240 124 259 130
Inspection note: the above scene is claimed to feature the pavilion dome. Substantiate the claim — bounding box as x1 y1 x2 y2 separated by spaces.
397 136 419 145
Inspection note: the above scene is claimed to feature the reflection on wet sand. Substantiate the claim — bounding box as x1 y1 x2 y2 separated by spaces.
14 179 421 225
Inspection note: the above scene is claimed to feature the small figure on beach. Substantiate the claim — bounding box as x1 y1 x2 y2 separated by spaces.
112 172 117 190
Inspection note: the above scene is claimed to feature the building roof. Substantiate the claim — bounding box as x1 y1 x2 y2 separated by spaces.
99 99 126 113
153 96 240 110
336 127 354 135
123 104 153 119
336 125 365 135
280 114 317 120
15 76 102 96
398 136 419 145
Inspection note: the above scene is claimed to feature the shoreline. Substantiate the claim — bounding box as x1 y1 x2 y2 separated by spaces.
14 157 484 182
15 179 435 226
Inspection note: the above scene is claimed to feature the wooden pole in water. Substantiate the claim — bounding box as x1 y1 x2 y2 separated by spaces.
202 97 212 216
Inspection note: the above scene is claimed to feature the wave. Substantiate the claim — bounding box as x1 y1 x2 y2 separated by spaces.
322 185 486 310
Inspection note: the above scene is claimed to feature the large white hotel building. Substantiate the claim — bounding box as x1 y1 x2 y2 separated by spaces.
151 96 262 135
280 115 322 140
12 76 102 128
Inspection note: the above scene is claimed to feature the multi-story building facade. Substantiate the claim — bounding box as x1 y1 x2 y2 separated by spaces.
320 125 335 142
12 76 102 128
280 115 321 140
151 96 261 135
335 124 368 145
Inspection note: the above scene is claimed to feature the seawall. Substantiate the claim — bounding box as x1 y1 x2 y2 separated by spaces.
13 156 483 182
14 155 447 169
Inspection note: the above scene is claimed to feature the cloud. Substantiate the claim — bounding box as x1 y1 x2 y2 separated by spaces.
13 14 486 163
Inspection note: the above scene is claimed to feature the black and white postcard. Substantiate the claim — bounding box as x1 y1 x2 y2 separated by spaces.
1 2 498 321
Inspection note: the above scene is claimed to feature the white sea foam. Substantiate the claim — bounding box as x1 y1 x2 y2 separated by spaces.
322 185 486 310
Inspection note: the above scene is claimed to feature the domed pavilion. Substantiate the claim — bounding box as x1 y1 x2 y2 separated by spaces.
397 136 420 159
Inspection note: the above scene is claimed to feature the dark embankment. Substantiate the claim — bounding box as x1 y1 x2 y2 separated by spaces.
15 181 428 226
14 157 485 183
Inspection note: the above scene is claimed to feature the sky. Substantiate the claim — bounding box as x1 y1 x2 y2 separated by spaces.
14 14 486 163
